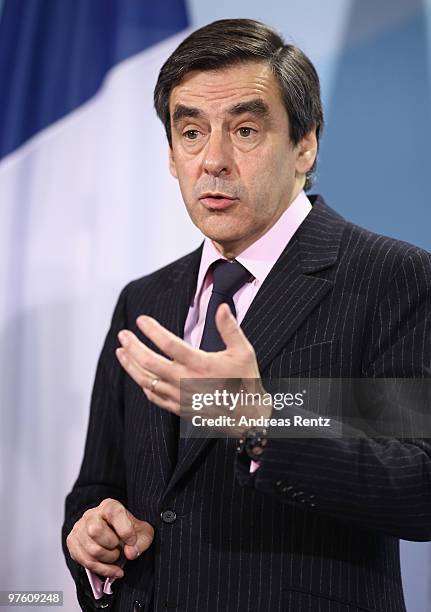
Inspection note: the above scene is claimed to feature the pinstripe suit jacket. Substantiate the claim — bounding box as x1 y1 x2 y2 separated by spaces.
63 196 431 612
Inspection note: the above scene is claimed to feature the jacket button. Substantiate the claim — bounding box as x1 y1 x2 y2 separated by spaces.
161 509 177 524
133 601 144 611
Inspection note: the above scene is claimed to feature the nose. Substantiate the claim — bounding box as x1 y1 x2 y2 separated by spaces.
202 131 232 177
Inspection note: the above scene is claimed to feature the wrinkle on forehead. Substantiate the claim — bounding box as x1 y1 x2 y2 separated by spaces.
169 62 280 110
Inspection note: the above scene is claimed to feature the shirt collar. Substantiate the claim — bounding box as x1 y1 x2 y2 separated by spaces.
192 190 312 304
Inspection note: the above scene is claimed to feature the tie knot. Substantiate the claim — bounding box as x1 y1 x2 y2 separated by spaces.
211 260 252 299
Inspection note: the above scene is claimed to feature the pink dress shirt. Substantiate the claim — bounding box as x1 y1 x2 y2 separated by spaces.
87 190 312 598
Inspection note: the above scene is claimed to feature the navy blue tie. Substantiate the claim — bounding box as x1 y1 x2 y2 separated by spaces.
200 259 252 352
178 260 252 446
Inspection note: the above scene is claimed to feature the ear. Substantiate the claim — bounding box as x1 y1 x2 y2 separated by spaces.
169 147 178 179
295 129 318 176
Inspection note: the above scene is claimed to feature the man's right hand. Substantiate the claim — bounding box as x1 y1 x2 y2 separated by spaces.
66 498 154 578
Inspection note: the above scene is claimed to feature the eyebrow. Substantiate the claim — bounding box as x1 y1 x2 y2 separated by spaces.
172 104 204 125
172 98 270 126
227 99 270 118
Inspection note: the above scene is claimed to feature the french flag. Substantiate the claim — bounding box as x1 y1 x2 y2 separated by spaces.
0 2 198 608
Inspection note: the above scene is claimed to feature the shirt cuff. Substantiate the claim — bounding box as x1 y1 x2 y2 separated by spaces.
85 553 126 600
250 460 260 473
85 569 115 600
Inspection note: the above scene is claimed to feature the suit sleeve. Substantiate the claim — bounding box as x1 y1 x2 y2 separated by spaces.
236 248 431 541
61 284 130 610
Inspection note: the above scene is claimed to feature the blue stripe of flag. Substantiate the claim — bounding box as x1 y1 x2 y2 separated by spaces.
0 0 188 159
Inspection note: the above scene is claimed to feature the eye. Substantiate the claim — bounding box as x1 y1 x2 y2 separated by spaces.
183 129 200 140
237 127 257 138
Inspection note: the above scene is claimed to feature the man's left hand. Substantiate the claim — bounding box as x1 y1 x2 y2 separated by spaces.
116 303 267 432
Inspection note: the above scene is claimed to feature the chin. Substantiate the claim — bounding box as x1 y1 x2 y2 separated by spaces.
194 213 245 237
199 225 246 245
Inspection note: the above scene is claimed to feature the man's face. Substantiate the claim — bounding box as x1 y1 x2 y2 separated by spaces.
168 61 316 257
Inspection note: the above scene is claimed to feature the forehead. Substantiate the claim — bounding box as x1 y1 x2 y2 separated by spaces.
169 61 285 115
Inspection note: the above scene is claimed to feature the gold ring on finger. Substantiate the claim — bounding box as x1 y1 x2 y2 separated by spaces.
150 377 160 392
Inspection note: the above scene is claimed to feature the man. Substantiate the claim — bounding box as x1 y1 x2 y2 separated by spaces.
63 18 431 612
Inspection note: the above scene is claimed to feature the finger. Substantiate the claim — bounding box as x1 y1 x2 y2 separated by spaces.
79 532 121 564
99 500 137 548
123 520 154 561
215 303 250 352
116 346 153 388
116 347 155 389
143 386 180 414
71 540 124 579
84 513 121 550
136 316 201 368
118 330 182 384
116 348 178 401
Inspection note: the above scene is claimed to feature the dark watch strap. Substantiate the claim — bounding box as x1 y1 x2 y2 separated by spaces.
237 427 268 460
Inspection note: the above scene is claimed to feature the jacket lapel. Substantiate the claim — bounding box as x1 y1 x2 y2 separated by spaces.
155 246 203 339
164 197 346 495
242 197 345 373
145 246 202 486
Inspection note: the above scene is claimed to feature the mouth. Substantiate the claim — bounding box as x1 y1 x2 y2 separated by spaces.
199 193 238 211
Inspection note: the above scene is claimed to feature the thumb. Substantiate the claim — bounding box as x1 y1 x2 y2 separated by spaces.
215 303 248 352
123 517 154 561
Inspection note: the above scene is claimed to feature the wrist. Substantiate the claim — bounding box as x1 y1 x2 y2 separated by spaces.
236 427 268 461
